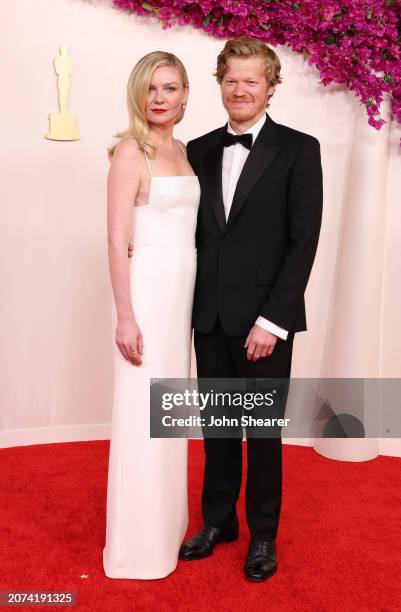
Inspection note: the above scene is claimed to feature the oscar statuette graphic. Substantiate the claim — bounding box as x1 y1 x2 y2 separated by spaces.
45 45 80 141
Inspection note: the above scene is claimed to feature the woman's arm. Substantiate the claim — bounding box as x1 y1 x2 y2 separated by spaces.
107 138 144 364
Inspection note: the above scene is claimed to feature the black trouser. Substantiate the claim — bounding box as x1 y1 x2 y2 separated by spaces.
194 317 294 541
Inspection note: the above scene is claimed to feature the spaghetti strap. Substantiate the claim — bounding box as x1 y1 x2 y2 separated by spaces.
176 140 186 157
144 151 153 178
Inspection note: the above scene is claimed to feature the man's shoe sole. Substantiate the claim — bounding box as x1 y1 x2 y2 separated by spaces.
244 565 277 582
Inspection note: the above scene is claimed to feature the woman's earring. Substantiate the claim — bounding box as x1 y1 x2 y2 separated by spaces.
182 102 187 109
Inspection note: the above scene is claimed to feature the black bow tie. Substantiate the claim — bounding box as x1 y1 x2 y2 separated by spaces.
223 131 253 150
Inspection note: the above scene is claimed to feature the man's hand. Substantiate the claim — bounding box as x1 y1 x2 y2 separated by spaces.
244 325 278 361
128 239 134 258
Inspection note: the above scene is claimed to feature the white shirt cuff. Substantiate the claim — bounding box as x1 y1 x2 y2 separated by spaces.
255 316 289 340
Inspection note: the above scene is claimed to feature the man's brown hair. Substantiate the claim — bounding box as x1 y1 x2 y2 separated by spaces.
215 37 282 107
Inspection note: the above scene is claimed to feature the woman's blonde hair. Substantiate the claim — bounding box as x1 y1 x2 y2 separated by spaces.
214 37 282 107
107 51 189 161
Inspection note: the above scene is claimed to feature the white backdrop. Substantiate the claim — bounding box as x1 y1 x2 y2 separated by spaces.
0 0 400 454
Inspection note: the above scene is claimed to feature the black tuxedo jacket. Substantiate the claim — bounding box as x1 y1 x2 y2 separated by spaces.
187 113 323 336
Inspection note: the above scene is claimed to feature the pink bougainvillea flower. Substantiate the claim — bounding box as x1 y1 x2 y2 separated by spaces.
112 0 401 145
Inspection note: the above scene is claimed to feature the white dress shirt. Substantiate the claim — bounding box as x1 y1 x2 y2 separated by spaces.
222 113 288 341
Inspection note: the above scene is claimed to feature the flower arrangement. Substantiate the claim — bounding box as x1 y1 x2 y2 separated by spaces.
112 0 401 142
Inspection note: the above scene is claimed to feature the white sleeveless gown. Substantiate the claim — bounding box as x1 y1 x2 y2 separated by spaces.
103 149 200 579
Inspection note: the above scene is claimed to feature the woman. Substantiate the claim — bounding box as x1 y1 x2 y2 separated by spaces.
103 51 199 579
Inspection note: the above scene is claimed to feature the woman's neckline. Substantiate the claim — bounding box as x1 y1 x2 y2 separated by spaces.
133 174 198 207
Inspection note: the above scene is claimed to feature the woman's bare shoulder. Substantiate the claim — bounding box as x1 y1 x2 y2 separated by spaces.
113 136 144 160
176 139 187 151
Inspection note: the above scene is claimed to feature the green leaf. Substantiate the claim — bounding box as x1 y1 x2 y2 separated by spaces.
325 37 336 45
142 2 154 11
202 13 211 26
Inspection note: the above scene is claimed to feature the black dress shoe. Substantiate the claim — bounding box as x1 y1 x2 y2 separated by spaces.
244 540 277 582
179 518 239 560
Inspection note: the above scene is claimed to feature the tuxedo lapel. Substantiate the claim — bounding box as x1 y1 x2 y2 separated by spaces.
226 114 280 229
203 128 226 234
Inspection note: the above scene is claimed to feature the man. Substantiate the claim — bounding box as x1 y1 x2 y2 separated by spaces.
178 37 323 582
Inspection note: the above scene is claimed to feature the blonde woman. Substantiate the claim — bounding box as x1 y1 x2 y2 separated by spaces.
103 52 200 579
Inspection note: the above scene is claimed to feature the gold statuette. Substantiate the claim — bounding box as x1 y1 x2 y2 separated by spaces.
46 45 80 141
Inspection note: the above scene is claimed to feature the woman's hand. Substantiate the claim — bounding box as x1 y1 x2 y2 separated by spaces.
115 316 143 366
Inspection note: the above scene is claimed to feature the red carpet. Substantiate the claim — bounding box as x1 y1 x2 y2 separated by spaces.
1 440 400 611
